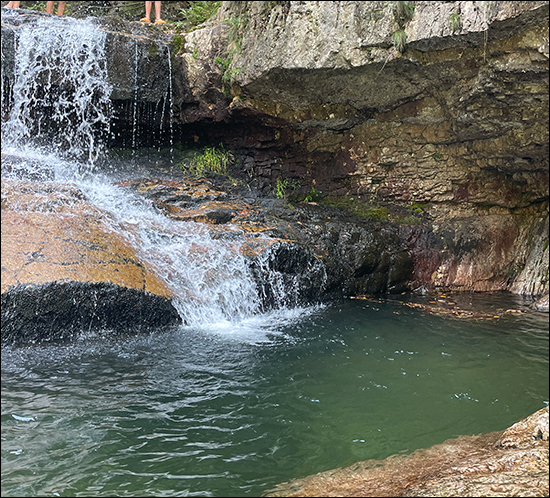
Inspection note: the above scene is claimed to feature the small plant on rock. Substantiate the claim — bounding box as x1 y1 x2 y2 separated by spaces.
187 144 234 176
391 1 415 26
449 13 461 34
392 30 408 53
273 177 299 199
303 187 320 203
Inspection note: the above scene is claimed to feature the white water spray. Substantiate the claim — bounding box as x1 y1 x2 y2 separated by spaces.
1 13 323 337
2 16 112 166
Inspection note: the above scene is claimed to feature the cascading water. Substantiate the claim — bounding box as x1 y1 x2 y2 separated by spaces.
2 15 112 167
1 12 322 339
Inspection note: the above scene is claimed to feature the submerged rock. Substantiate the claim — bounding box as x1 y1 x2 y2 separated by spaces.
265 407 549 497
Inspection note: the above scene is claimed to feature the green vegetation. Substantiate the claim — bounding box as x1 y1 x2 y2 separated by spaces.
395 214 421 225
224 16 247 54
28 1 47 11
409 203 426 213
28 1 72 15
214 56 231 73
389 1 414 54
273 177 296 199
215 58 242 94
391 1 415 26
320 196 390 221
170 34 186 54
273 177 287 199
431 152 444 160
214 15 248 93
303 187 320 203
449 13 461 34
174 1 222 31
392 30 408 54
181 144 234 176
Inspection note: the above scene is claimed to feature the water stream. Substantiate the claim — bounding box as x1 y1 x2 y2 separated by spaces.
1 11 548 498
1 12 315 331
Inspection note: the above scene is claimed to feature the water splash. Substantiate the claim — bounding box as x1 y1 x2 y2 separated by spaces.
1 13 323 334
1 16 112 167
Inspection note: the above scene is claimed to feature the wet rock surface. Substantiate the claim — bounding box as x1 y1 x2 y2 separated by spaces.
265 406 549 497
1 281 181 346
117 173 417 299
2 5 548 296
531 293 550 312
1 178 181 345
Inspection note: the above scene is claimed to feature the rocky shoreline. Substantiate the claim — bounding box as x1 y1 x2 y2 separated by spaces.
265 406 549 497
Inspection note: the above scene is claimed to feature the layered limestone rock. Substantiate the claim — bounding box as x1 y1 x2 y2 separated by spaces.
192 1 549 297
117 175 415 299
2 2 548 299
265 406 549 497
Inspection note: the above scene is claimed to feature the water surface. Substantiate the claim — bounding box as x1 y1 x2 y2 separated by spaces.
2 294 548 497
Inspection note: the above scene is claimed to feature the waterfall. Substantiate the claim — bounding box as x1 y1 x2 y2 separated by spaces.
1 12 323 336
1 15 112 166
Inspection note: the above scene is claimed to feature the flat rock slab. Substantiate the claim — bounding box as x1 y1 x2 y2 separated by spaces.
265 407 549 497
1 180 172 296
1 180 181 344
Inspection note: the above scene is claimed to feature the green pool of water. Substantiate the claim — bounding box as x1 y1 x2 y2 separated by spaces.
1 293 548 497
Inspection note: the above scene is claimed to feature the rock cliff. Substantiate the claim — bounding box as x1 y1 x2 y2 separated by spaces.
175 1 549 297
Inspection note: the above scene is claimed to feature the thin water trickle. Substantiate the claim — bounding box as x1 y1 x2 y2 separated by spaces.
131 39 139 153
166 45 174 157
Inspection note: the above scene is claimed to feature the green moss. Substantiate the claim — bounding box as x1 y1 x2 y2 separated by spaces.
410 203 426 213
359 207 390 221
147 42 159 58
170 34 186 54
395 215 421 225
320 196 390 221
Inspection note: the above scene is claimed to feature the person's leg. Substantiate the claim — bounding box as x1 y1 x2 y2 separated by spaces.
57 1 66 15
46 1 55 14
154 1 165 23
6 2 22 8
141 1 152 21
